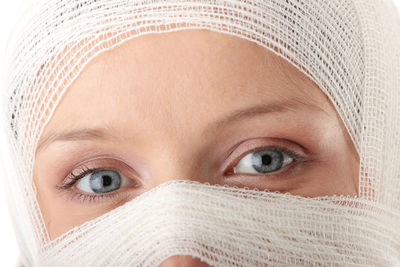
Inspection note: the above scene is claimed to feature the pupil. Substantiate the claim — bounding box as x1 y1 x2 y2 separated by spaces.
261 154 272 165
102 175 112 187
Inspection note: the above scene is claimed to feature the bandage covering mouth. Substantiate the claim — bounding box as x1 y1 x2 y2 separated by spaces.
0 0 399 266
40 180 399 266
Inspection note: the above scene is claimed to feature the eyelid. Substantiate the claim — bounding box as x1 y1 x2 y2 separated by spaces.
222 137 309 175
71 155 141 178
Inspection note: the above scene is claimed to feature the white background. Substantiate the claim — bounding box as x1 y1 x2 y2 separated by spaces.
0 1 399 266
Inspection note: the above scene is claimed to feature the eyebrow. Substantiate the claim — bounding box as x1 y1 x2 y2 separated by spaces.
35 99 303 154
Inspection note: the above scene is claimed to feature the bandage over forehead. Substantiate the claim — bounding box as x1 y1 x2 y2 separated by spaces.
0 0 399 266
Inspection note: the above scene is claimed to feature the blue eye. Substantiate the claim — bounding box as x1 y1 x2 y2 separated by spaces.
76 170 122 194
233 148 294 174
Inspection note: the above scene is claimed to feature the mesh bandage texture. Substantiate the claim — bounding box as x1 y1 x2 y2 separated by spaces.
0 0 399 266
40 181 400 266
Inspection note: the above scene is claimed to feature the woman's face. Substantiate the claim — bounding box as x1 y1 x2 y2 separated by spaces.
33 29 359 240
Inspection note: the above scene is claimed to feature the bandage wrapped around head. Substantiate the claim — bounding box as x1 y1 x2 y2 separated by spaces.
1 0 399 266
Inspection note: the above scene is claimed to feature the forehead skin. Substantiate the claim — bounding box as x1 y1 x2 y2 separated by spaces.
38 28 349 149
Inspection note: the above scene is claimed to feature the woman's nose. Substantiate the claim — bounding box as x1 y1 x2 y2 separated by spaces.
145 149 216 188
159 255 211 267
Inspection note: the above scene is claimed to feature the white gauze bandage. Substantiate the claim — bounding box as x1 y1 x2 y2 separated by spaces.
0 0 399 266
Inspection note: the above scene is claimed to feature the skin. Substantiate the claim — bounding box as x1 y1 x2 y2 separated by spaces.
33 29 359 265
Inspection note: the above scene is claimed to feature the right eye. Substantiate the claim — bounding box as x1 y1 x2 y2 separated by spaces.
76 169 129 194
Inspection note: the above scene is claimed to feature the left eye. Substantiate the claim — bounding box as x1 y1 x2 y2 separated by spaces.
76 170 125 194
233 148 294 174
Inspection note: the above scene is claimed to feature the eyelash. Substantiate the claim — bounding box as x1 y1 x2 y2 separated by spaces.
225 145 304 178
56 145 306 203
56 165 128 203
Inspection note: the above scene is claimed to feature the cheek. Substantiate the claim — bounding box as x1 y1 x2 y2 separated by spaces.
331 139 359 195
280 112 359 197
33 162 75 240
312 122 359 196
34 178 116 240
33 172 70 240
33 154 115 240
